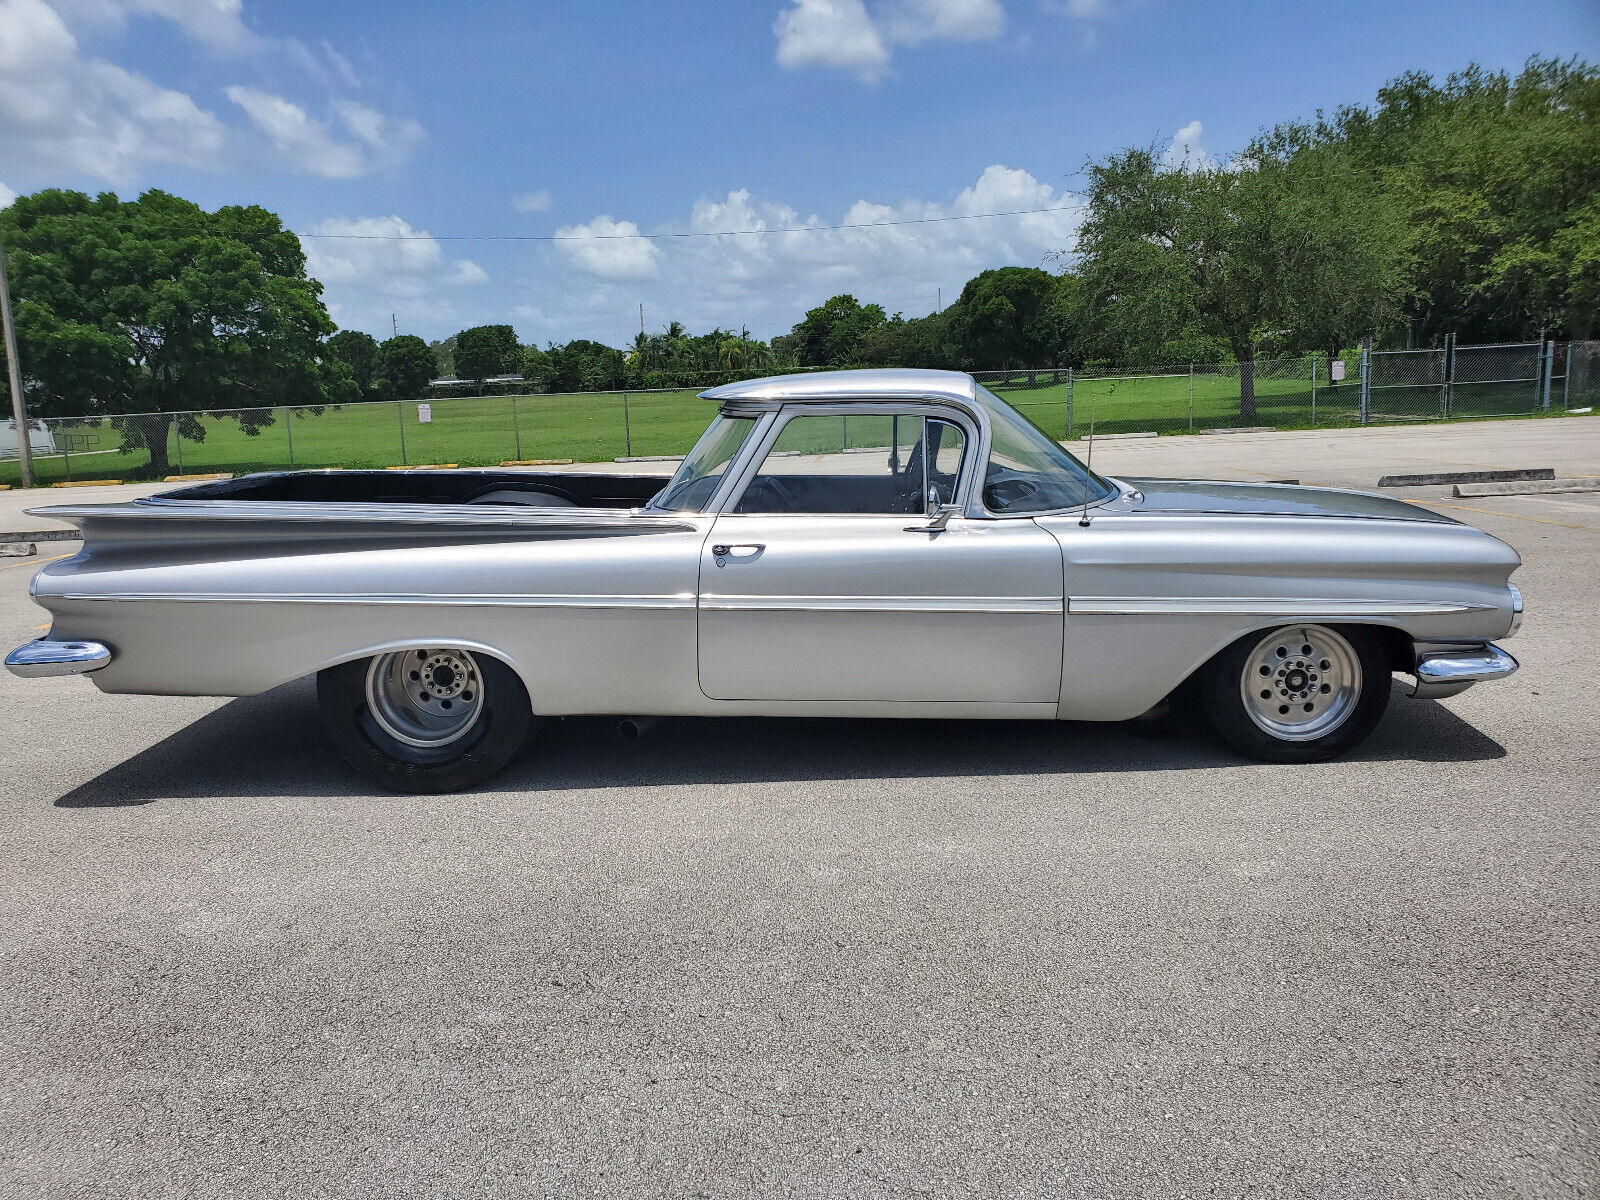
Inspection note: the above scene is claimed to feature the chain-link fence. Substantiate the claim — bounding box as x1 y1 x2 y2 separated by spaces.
3 341 1596 486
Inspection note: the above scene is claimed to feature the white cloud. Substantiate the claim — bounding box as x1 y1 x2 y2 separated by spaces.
1041 0 1105 16
880 0 1004 44
514 164 1079 345
774 0 1006 78
53 0 256 53
553 216 662 280
0 1 421 184
1162 119 1212 170
512 190 553 214
226 86 423 179
300 215 487 335
0 182 16 208
774 0 889 82
0 0 226 183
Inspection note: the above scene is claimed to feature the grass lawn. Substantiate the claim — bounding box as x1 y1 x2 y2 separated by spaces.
3 368 1588 487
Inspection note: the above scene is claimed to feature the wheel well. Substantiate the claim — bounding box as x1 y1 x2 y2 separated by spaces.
1168 621 1414 705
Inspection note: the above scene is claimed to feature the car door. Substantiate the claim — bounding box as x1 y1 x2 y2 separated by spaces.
696 408 1064 703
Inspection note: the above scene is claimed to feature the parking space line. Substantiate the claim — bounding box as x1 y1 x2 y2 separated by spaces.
1417 499 1599 533
0 551 74 573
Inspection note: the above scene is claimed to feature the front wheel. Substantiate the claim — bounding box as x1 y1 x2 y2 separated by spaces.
317 648 533 793
1199 624 1391 762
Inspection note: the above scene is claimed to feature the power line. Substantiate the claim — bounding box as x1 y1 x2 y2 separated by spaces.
295 203 1087 242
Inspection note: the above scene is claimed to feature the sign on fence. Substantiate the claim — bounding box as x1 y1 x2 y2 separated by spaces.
1331 360 1345 382
417 403 431 424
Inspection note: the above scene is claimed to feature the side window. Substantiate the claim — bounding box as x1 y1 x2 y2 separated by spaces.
735 413 952 515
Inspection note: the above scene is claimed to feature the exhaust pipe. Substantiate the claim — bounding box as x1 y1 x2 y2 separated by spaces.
617 716 658 741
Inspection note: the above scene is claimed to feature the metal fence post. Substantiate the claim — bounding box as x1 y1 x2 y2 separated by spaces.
1066 368 1074 438
1310 356 1317 426
59 420 71 480
1565 343 1573 410
511 394 522 460
1542 340 1555 411
1188 363 1194 432
173 416 183 475
622 393 632 457
1360 340 1371 425
284 406 295 467
397 401 407 465
1444 332 1455 417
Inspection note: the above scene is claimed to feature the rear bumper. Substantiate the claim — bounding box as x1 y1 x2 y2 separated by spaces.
5 639 112 679
1410 642 1518 699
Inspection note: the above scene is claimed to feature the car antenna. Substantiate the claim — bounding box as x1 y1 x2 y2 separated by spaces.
1078 411 1095 528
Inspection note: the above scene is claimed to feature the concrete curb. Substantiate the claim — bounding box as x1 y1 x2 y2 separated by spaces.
0 529 81 544
1453 478 1600 498
1197 426 1275 436
1377 467 1553 488
1066 431 1157 442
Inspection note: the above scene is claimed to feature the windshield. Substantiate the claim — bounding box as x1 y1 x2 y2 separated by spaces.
651 413 758 512
974 385 1116 513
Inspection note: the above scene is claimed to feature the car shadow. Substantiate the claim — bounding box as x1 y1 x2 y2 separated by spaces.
53 679 1505 808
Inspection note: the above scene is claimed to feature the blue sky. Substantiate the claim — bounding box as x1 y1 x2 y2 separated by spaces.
1 0 1596 347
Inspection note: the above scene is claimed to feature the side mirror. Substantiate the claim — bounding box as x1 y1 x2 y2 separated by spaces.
907 501 961 533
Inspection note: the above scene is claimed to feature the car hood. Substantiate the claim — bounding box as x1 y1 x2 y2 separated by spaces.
1116 478 1457 524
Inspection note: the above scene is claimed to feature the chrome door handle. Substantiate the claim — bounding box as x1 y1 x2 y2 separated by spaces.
712 543 764 558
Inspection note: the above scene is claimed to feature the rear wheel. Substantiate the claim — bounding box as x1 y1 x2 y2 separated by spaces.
317 648 533 793
1199 624 1390 762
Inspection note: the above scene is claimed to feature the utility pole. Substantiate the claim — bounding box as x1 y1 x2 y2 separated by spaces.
0 231 33 487
936 287 941 314
392 313 398 337
640 304 644 338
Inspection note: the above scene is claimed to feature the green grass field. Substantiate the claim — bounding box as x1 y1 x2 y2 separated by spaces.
3 366 1590 487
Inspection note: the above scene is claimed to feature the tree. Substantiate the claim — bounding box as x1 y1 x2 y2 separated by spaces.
429 335 457 378
326 330 380 397
0 188 354 476
782 294 887 366
453 324 521 381
525 340 625 393
947 267 1072 367
1247 129 1413 378
1317 58 1600 341
1077 147 1293 420
373 335 436 402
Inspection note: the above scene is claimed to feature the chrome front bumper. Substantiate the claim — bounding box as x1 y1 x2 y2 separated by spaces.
5 639 112 679
1410 643 1519 700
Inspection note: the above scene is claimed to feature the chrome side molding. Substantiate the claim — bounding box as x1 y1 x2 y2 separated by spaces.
1410 642 1518 699
5 639 112 678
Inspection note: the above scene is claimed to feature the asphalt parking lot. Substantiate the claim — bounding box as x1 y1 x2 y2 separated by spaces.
0 430 1596 1197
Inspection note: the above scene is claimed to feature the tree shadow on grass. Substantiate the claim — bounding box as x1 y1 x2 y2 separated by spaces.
54 679 1504 809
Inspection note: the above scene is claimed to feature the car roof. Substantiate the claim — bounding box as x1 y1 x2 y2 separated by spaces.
700 368 979 408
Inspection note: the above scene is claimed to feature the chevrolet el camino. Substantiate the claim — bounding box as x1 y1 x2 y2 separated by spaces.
6 369 1522 792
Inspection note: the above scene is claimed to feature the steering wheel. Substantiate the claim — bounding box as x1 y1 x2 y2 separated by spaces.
740 475 801 514
984 475 1042 510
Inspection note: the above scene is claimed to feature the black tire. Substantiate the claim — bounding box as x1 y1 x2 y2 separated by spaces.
1199 624 1391 763
317 650 533 793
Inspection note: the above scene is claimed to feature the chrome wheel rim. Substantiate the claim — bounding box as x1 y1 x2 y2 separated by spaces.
1239 625 1362 742
365 648 486 750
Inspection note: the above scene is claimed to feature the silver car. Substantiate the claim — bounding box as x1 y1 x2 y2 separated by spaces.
7 369 1522 792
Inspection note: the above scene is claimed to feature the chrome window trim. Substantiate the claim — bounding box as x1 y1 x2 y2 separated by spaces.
715 401 984 518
